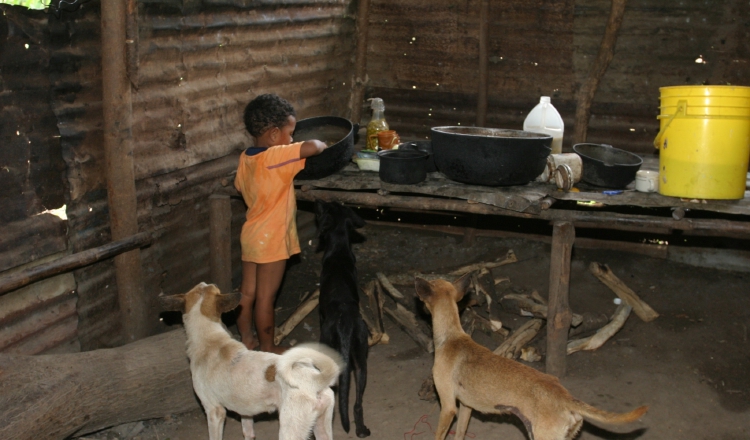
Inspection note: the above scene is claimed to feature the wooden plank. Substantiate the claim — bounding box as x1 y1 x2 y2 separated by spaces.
546 221 575 377
209 195 232 294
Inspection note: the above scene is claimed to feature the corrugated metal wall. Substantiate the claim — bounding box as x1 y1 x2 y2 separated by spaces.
55 0 356 349
2 0 747 352
364 0 750 154
0 6 77 355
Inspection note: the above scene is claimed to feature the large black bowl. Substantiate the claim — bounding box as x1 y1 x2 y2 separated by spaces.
294 116 356 180
573 143 642 188
430 127 552 186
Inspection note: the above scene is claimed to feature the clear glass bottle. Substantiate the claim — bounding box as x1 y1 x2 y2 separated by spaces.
366 98 389 151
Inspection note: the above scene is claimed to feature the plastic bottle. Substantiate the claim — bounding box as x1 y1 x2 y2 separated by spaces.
523 96 564 154
366 98 389 151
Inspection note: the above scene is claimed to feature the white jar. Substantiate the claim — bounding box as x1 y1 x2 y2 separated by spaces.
523 96 565 154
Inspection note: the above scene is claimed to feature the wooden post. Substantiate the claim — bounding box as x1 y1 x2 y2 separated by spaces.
573 0 627 143
209 195 233 294
476 0 490 127
546 221 575 377
101 0 148 342
349 0 371 124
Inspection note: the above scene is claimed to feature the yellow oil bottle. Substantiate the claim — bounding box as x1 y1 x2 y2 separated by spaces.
366 98 389 151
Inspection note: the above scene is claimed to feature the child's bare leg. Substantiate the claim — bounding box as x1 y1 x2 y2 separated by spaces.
238 261 259 350
255 259 287 354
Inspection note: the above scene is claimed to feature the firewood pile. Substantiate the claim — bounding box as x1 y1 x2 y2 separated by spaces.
274 250 659 376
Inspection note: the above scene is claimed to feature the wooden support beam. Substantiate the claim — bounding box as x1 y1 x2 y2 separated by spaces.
0 232 153 297
209 195 232 294
476 0 490 127
574 0 628 143
349 0 371 124
546 221 575 377
101 0 147 342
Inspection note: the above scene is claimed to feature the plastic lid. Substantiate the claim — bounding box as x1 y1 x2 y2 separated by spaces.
540 96 551 104
368 97 385 110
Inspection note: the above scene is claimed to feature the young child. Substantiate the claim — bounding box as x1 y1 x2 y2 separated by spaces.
234 94 327 353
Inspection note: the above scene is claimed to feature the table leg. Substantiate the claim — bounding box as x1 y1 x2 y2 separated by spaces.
546 221 575 377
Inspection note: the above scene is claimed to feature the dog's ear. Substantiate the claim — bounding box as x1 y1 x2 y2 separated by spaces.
414 277 433 303
346 206 366 229
452 273 473 302
216 291 242 313
158 293 186 312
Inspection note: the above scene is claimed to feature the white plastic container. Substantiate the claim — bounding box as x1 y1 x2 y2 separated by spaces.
523 96 564 154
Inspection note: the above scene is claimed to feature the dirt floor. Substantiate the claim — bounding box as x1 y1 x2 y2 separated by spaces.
79 210 750 440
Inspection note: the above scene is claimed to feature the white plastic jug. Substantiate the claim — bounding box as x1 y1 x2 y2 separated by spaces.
523 96 564 154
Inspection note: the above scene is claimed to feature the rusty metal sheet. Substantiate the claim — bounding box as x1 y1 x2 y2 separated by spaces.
0 260 78 354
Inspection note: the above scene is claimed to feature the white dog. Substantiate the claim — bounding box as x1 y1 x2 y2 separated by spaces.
159 282 343 440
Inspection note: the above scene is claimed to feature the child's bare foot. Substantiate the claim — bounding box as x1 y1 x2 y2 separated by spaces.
260 344 288 355
241 337 259 351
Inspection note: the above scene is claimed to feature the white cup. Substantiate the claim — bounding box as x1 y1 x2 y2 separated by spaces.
635 170 659 193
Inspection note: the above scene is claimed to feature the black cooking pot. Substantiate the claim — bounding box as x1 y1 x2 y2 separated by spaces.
377 149 429 185
430 127 551 186
573 143 643 188
293 116 357 180
396 141 437 173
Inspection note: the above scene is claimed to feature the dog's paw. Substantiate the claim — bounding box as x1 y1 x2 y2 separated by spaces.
356 425 371 438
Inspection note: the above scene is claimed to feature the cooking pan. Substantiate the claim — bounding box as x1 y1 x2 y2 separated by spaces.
430 127 552 186
396 140 437 172
377 149 429 184
293 116 357 180
573 143 643 188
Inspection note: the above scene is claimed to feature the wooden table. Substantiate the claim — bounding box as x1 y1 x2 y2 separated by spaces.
294 158 750 377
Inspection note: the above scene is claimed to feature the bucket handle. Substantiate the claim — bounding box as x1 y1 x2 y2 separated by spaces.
653 100 686 150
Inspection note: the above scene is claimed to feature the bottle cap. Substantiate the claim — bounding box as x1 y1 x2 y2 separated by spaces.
368 97 385 110
540 96 551 104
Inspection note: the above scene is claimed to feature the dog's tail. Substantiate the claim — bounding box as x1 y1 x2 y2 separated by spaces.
276 343 344 391
570 399 648 425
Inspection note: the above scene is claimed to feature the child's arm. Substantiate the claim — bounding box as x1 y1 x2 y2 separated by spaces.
299 140 328 158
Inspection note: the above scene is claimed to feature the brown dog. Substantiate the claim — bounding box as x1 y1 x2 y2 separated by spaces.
414 275 648 440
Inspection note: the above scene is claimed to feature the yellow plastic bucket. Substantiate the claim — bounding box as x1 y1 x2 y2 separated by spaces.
654 85 750 199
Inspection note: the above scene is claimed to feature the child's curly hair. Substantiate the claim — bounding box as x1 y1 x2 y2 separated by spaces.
243 94 296 138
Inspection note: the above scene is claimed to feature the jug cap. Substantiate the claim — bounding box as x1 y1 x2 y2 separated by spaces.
368 97 385 110
540 96 551 104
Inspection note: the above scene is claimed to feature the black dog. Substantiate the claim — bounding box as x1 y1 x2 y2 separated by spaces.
314 200 371 438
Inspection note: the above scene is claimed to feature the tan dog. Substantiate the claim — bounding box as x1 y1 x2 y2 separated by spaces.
159 282 343 440
414 275 648 440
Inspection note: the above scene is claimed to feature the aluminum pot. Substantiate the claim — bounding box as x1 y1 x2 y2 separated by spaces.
377 149 429 185
293 116 357 180
573 143 643 188
430 127 552 186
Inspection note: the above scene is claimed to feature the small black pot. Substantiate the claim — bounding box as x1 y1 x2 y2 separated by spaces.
293 116 357 180
573 143 643 188
396 141 437 173
377 149 429 185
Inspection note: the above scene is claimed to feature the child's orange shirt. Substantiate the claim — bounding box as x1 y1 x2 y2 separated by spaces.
234 142 306 263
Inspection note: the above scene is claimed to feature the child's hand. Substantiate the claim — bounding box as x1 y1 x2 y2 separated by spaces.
300 139 328 158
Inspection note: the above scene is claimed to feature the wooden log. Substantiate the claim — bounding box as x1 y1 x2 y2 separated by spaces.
0 231 153 297
274 290 320 345
209 195 232 294
449 249 518 276
567 304 632 354
546 221 575 377
373 281 390 344
384 303 434 353
501 293 584 327
493 318 544 359
569 312 611 337
0 329 197 440
589 262 659 322
574 0 628 143
464 306 509 338
376 272 406 302
472 270 504 333
360 281 388 346
381 272 459 286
